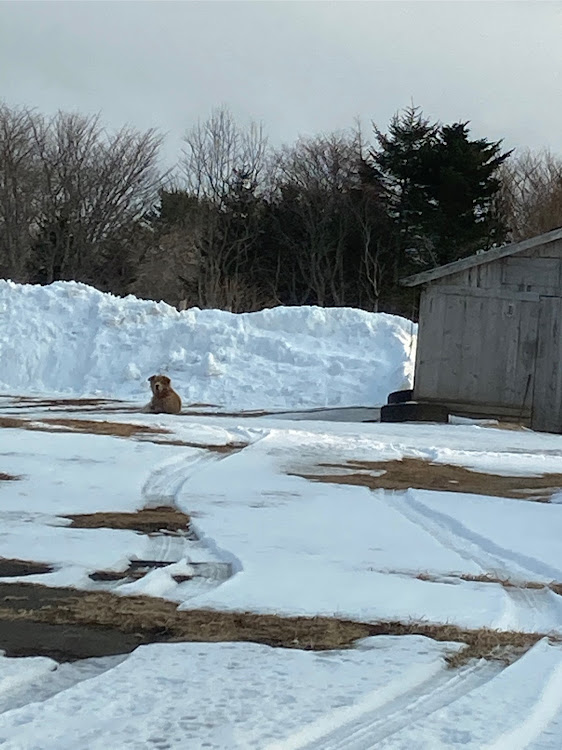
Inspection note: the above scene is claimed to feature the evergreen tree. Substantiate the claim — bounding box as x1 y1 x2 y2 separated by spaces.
420 122 512 265
372 107 512 272
371 106 439 279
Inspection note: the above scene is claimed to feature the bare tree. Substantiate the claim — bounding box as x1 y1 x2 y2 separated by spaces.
346 122 393 311
271 131 358 306
0 104 41 279
499 148 562 241
181 105 269 204
30 110 163 283
179 106 271 309
132 202 204 306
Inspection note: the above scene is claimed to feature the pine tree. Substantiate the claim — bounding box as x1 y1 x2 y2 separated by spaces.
372 107 512 272
371 105 439 279
420 122 512 265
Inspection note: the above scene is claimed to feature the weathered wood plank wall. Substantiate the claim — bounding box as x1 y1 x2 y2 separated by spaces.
414 287 539 411
410 236 562 432
531 297 562 432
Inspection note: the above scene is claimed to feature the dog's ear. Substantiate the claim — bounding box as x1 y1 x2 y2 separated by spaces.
148 375 155 382
162 376 171 385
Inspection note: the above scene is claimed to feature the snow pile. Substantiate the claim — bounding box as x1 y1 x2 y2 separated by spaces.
0 280 416 409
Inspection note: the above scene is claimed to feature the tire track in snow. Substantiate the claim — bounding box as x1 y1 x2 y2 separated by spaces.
120 449 230 587
397 491 562 581
265 659 501 750
482 657 562 750
0 655 128 717
140 425 266 508
141 450 221 509
385 490 562 633
132 431 268 591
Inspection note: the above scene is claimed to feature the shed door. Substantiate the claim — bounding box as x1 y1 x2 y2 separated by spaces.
415 288 539 411
532 296 562 433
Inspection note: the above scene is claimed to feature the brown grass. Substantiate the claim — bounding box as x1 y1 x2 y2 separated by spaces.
293 457 562 501
145 439 247 454
0 415 248 452
439 628 539 668
480 421 530 432
0 417 29 430
413 570 559 591
43 418 168 438
457 573 546 588
0 582 551 664
0 415 167 438
66 506 191 534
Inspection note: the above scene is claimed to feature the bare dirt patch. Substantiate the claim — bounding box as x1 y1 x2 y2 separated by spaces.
66 506 192 534
0 472 19 481
0 558 53 576
293 457 562 501
0 582 549 664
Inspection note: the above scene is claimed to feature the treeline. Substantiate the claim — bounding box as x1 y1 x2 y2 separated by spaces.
1 102 562 317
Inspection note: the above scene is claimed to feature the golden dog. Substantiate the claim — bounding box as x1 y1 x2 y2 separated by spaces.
143 374 182 414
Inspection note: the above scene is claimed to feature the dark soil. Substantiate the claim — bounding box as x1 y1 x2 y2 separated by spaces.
0 558 53 576
0 582 550 665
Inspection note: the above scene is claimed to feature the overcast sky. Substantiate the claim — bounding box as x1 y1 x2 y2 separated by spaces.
1 1 561 165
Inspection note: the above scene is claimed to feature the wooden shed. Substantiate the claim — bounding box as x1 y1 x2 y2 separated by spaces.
401 226 562 433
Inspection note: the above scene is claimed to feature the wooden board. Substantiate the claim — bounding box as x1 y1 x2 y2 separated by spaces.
438 256 562 294
531 296 562 433
430 285 540 302
413 288 445 400
500 257 562 295
518 238 562 258
401 227 562 287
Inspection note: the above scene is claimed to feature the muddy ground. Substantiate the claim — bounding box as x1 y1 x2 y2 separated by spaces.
0 581 548 666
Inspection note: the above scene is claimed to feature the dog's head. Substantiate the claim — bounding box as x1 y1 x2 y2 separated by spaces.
148 374 171 396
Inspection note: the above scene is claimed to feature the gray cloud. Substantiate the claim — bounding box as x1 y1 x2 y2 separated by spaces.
1 1 560 166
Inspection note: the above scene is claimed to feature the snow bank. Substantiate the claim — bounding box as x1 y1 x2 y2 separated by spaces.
0 280 416 409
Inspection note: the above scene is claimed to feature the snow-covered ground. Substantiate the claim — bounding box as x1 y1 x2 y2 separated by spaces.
1 281 562 748
3 412 562 632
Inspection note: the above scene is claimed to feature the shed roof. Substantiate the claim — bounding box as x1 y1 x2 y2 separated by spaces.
400 225 562 287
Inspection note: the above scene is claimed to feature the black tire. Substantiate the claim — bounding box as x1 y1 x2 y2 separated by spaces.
387 388 414 405
380 402 449 424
